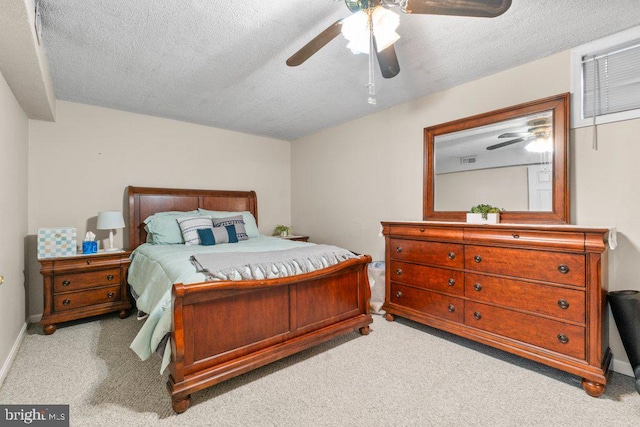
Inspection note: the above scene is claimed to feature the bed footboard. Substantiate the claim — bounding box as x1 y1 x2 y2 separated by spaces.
166 255 372 412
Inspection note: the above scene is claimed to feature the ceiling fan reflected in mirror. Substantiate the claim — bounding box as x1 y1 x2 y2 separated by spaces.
486 118 553 152
286 0 512 104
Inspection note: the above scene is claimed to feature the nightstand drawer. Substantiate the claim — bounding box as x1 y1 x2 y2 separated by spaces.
54 285 121 312
52 255 123 271
54 268 120 293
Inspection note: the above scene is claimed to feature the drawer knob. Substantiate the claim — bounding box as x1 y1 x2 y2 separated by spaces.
395 269 402 276
107 274 114 281
62 299 71 306
512 233 520 239
557 334 569 344
473 311 482 320
395 291 403 298
448 252 456 260
447 304 455 313
558 264 570 274
474 255 482 263
474 283 482 292
448 278 455 286
86 260 91 265
396 246 402 253
62 280 71 287
419 228 425 232
107 292 115 298
558 299 570 309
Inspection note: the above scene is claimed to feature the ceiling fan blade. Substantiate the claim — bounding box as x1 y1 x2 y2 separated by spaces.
373 37 400 79
498 132 530 138
402 0 512 17
486 137 530 151
286 20 344 67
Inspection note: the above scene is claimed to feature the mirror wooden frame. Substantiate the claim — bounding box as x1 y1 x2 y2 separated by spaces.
423 93 570 224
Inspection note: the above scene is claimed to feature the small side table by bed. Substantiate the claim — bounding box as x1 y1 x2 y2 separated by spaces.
278 235 309 242
39 250 132 335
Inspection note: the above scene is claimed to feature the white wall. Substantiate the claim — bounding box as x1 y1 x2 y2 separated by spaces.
27 101 291 318
292 50 640 376
0 70 29 385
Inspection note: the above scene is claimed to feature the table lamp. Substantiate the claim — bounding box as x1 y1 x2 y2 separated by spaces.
97 211 125 252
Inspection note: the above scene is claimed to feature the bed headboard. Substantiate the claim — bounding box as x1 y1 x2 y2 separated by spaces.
128 186 258 250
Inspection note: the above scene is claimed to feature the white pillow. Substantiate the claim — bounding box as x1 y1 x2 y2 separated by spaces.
176 216 213 245
198 209 259 238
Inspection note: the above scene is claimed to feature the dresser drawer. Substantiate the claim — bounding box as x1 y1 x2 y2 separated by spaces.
465 245 585 287
465 301 585 359
54 268 121 293
53 285 122 312
52 255 123 271
465 273 585 323
464 228 585 251
388 225 463 241
390 283 464 323
389 238 464 268
390 261 464 296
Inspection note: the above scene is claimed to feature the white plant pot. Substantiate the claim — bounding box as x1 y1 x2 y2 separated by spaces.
280 231 289 237
466 213 500 224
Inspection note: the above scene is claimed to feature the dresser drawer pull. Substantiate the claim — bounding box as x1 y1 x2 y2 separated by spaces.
447 304 455 313
86 260 91 265
473 283 482 292
473 311 482 320
474 255 482 263
62 299 71 306
62 280 71 287
557 299 570 309
512 233 520 239
395 269 402 276
107 292 115 298
419 228 425 232
107 274 115 281
558 264 570 274
395 291 403 298
396 246 402 253
447 278 455 286
557 334 569 344
448 252 456 260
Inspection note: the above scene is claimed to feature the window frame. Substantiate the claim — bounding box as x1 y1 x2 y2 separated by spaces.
571 25 640 128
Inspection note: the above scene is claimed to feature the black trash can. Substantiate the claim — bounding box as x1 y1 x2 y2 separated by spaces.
608 290 640 394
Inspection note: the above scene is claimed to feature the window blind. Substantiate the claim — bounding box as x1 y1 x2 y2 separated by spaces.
582 41 640 119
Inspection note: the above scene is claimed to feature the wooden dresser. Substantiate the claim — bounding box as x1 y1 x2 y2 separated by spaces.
39 251 132 335
381 221 611 396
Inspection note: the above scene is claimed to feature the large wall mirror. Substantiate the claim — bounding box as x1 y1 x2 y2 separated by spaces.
424 93 569 224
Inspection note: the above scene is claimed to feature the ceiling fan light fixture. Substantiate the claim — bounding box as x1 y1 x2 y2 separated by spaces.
525 136 553 153
342 7 400 54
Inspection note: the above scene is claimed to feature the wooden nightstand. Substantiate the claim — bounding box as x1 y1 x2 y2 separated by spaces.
279 235 309 242
39 251 132 335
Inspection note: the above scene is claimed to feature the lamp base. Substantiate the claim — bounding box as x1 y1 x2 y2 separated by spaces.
104 247 121 252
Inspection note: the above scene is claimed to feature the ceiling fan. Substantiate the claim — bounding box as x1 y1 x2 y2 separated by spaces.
486 118 552 151
286 0 513 81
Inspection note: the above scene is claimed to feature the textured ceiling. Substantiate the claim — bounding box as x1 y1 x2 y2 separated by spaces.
39 1 640 141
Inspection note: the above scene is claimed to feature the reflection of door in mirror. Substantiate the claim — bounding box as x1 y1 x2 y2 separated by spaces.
433 110 554 212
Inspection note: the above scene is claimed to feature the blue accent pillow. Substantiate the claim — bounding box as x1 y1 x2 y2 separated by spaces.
197 225 238 245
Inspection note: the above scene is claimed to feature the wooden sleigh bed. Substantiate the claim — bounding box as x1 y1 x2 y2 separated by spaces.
128 186 373 413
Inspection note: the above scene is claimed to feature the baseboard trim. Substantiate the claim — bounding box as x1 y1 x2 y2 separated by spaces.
612 357 634 377
0 322 27 387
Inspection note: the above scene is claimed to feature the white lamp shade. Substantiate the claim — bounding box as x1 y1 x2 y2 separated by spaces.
97 211 125 230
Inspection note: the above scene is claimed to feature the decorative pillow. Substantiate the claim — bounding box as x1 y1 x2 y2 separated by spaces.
176 216 214 245
212 215 248 240
198 209 259 238
143 210 198 244
197 225 238 246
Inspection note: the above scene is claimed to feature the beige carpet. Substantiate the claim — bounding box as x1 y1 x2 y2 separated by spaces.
1 314 639 426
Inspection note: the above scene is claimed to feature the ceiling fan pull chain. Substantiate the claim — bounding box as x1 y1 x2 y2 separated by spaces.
367 10 376 105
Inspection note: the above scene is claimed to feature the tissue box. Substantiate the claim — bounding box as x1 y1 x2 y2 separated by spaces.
38 227 77 259
82 241 98 254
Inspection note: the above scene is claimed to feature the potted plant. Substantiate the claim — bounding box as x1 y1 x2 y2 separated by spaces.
467 204 503 224
274 225 291 237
